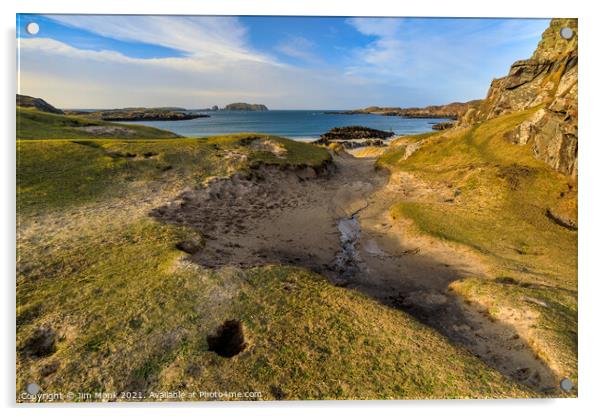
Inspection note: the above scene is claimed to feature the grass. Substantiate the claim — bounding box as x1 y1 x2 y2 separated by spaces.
16 111 535 400
16 218 533 400
17 107 179 140
377 109 577 389
17 133 331 214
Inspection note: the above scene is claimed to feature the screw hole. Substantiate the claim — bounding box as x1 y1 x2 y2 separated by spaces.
25 22 40 36
560 27 574 40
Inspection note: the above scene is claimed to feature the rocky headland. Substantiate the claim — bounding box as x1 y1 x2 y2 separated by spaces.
326 100 482 120
68 108 209 122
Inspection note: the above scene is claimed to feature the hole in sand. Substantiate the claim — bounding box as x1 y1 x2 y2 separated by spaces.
206 319 247 358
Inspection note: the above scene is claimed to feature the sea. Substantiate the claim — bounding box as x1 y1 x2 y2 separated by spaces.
116 110 447 141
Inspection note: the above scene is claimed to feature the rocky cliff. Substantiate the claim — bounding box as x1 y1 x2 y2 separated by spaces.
464 18 578 177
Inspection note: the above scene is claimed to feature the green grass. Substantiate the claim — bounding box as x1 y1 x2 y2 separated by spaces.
16 112 535 400
377 109 577 388
16 107 549 400
17 217 533 400
17 107 179 140
17 134 331 214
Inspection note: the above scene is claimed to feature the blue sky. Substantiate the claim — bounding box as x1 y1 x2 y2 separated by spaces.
17 14 550 109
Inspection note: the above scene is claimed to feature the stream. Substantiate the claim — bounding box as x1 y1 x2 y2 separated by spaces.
333 214 363 284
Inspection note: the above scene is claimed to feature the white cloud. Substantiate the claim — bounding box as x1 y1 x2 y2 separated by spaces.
47 15 275 64
345 18 407 74
18 35 391 109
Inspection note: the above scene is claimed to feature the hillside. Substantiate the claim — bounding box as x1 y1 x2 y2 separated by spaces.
375 18 578 393
17 106 180 140
17 94 64 114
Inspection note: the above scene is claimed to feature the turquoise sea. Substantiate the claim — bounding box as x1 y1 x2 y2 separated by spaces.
118 110 447 141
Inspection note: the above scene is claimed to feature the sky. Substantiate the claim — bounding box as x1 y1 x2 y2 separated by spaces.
16 14 550 110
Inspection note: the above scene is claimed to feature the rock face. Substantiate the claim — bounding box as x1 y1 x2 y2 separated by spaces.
467 18 578 177
16 94 64 114
224 102 268 111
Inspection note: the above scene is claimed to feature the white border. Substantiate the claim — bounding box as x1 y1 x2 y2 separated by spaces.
2 1 601 415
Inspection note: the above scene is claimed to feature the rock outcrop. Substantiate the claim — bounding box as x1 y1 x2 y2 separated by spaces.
319 126 394 141
314 126 394 149
16 94 64 114
314 126 394 148
432 121 455 131
465 18 578 177
224 103 268 111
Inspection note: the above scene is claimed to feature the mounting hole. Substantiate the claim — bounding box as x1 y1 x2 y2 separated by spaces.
559 377 573 392
26 383 40 395
560 27 574 40
25 22 39 36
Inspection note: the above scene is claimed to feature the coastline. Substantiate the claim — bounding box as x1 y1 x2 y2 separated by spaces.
114 110 450 140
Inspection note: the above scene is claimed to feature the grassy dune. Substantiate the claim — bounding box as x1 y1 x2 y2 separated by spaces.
377 109 578 388
16 109 533 400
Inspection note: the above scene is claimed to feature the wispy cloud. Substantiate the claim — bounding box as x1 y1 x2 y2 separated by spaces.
18 31 384 109
275 36 321 64
46 15 276 64
344 17 550 100
345 18 408 76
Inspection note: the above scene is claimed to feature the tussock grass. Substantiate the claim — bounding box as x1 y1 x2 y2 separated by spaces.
377 109 577 389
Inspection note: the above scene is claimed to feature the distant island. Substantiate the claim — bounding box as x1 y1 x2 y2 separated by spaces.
65 108 209 122
224 102 268 111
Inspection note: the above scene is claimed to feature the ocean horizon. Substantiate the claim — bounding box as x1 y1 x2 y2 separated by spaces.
113 110 448 140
